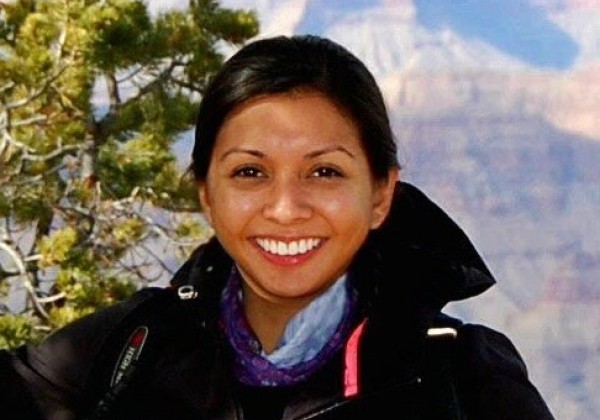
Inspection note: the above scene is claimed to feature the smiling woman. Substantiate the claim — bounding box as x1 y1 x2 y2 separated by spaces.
198 92 397 353
0 35 555 419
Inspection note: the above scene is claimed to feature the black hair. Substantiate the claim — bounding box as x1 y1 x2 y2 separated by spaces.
191 35 399 181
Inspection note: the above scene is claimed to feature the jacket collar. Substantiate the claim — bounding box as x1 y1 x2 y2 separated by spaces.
361 181 495 304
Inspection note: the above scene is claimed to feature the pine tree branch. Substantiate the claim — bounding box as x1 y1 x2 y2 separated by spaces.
0 241 26 276
5 56 76 110
114 58 185 111
0 81 15 94
21 143 79 163
9 114 49 128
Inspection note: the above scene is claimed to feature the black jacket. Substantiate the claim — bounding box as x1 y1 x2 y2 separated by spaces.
0 182 555 419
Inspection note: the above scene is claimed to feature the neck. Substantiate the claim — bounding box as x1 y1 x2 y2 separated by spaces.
243 289 311 354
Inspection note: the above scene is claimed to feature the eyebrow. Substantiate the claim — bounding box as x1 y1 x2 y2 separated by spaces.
305 145 355 159
219 145 355 161
219 148 265 161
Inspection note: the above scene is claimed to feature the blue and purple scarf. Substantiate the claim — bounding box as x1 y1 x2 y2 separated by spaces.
220 267 358 387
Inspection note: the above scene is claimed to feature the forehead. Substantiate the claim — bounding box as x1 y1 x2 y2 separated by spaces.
214 92 362 155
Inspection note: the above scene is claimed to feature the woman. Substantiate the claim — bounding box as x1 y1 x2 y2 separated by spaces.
0 35 554 419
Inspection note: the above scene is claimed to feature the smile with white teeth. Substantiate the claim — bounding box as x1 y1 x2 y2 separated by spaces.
255 238 322 256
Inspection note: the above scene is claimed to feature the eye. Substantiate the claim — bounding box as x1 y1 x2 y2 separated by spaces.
232 165 265 178
311 166 344 178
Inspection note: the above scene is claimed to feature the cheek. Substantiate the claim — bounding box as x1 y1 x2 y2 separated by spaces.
318 189 374 226
319 195 347 215
209 189 264 230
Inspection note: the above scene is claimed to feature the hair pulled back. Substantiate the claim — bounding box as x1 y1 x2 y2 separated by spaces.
191 35 399 181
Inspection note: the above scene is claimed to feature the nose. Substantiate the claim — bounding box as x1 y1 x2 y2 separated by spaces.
262 177 312 224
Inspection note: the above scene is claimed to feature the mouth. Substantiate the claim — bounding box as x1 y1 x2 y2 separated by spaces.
254 237 323 257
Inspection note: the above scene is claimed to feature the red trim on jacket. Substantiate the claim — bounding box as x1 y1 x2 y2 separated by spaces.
343 318 367 397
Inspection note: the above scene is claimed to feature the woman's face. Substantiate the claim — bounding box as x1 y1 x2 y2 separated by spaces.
199 92 397 311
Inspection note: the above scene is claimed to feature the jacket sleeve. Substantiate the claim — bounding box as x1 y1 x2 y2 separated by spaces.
0 288 160 420
455 324 556 420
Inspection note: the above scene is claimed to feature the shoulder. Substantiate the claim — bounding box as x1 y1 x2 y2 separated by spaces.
452 323 555 419
0 287 175 418
39 287 170 353
455 323 528 380
15 288 173 394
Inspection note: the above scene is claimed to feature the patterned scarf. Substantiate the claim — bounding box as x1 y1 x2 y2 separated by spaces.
220 267 358 387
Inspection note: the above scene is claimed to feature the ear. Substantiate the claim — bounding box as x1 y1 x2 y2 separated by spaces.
197 182 213 226
370 169 399 229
